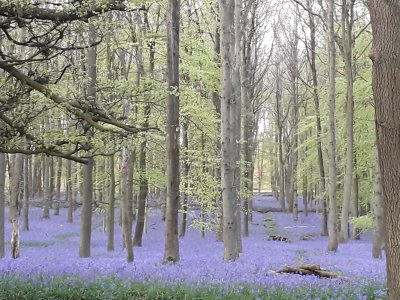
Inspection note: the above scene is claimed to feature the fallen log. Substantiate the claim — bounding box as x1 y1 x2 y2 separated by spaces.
253 206 317 214
265 234 291 242
274 264 337 278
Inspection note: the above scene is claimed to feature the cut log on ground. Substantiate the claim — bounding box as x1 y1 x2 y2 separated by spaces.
253 206 317 214
274 264 337 278
265 235 291 242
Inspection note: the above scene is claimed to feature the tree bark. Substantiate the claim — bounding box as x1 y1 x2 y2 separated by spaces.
368 2 400 298
22 155 29 231
339 0 355 244
305 0 327 236
0 151 5 258
221 0 239 261
372 149 384 258
66 159 73 223
107 155 115 252
10 154 23 258
79 158 93 258
163 0 180 264
327 0 338 252
54 157 62 216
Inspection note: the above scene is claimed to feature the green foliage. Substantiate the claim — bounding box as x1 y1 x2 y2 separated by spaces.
0 276 386 300
351 214 374 230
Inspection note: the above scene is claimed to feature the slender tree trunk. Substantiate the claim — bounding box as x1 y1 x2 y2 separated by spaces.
10 154 23 259
275 64 285 211
163 0 181 264
179 120 190 237
351 164 360 240
372 150 384 258
22 155 29 231
66 160 73 223
107 155 115 252
305 0 327 236
0 151 5 258
54 157 62 216
42 155 50 218
327 0 338 252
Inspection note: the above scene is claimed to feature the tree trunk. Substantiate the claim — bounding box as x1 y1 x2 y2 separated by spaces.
163 0 180 264
0 151 5 258
121 149 134 261
368 2 400 298
179 120 190 237
327 0 338 252
305 0 327 236
42 155 50 218
79 23 96 258
372 150 384 259
79 158 93 258
339 0 355 244
221 0 239 261
22 155 29 231
107 155 115 252
66 159 73 223
54 157 62 216
10 154 23 259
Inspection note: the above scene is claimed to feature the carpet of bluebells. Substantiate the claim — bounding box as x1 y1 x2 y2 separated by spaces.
0 195 386 298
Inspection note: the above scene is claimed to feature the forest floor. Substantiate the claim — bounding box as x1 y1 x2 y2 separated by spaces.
0 195 386 299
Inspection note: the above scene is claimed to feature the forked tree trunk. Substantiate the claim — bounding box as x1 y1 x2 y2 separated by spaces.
368 6 400 298
163 0 180 264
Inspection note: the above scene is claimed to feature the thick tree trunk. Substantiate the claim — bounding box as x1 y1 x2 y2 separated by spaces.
79 23 96 258
327 0 338 252
79 158 93 258
221 0 239 261
368 2 400 298
121 149 134 261
107 155 115 252
10 154 23 259
163 0 180 264
339 0 355 243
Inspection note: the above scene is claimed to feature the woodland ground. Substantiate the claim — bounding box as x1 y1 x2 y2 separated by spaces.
0 195 387 299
